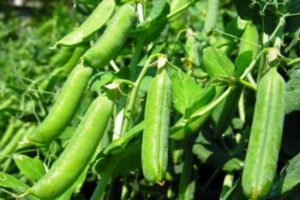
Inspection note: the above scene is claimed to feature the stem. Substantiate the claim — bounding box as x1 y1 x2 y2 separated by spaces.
129 34 146 80
287 57 300 66
121 54 161 134
190 87 233 120
237 78 257 91
90 169 114 200
167 0 196 20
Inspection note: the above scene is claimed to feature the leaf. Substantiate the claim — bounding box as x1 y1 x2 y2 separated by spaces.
185 86 216 118
0 171 29 192
171 69 205 115
192 131 243 172
203 47 235 78
103 121 143 155
13 154 46 182
95 136 141 177
271 152 300 197
234 51 253 76
280 0 300 34
234 0 278 34
285 68 300 113
139 0 169 27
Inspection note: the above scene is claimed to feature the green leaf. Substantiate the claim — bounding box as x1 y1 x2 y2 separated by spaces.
280 0 300 34
203 47 235 78
96 137 141 177
171 69 205 115
139 0 169 27
234 0 278 34
185 86 216 118
285 68 300 113
234 51 253 76
192 131 242 172
0 171 29 192
272 152 300 197
13 154 46 182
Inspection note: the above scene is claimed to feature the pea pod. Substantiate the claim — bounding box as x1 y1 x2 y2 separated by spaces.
29 64 92 146
56 0 115 47
82 4 135 68
142 67 171 183
27 95 114 199
0 124 30 162
242 68 285 200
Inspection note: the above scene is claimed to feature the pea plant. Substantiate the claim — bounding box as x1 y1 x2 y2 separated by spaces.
1 0 300 199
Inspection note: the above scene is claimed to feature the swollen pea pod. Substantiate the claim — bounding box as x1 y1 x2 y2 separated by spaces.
82 4 135 68
55 0 115 47
242 68 285 200
142 67 172 183
29 64 92 146
27 95 114 199
204 0 219 34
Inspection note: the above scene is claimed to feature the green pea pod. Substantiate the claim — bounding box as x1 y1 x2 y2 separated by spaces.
61 45 87 75
27 95 114 199
29 64 92 146
39 45 87 92
0 125 29 162
50 47 73 66
56 0 115 47
242 68 285 200
142 67 171 183
82 4 135 68
204 0 219 34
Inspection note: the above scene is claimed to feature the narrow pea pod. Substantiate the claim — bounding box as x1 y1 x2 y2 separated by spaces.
55 0 116 47
29 64 92 146
0 124 29 162
142 67 171 183
82 4 135 68
27 95 114 200
242 68 285 200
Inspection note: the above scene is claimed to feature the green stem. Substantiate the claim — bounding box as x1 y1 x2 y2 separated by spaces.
287 57 300 66
129 34 146 80
121 54 162 134
90 169 114 200
189 87 233 121
167 0 196 20
237 78 257 91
